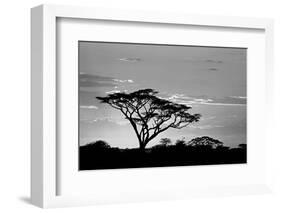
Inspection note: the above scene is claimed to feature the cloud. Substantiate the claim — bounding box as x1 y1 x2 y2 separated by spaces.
81 117 129 126
230 96 246 99
119 57 141 62
113 79 134 83
184 58 223 64
80 105 98 109
212 96 247 105
205 59 223 64
79 74 117 88
105 79 135 94
190 125 224 130
160 93 246 106
106 90 121 94
208 68 219 71
79 73 136 90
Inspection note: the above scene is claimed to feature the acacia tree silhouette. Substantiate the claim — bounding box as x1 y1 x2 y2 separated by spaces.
187 136 223 148
96 89 201 150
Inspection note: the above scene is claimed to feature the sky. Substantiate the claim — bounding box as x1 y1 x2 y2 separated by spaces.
79 41 247 148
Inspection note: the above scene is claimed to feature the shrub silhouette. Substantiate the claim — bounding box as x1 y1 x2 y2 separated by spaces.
175 138 187 147
85 140 111 149
96 89 201 150
151 144 166 150
238 143 247 149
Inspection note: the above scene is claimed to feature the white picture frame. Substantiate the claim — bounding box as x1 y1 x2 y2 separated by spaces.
31 4 274 208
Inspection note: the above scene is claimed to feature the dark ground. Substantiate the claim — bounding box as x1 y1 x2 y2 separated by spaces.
79 145 247 170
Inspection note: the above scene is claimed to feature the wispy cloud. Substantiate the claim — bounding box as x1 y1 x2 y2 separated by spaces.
205 59 223 64
81 117 129 126
79 74 117 88
106 90 121 94
118 57 141 62
190 125 224 130
113 79 134 83
160 93 246 106
184 58 223 64
230 96 246 99
79 73 135 89
80 105 98 109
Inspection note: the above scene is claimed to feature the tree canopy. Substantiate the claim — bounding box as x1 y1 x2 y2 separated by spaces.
96 89 201 150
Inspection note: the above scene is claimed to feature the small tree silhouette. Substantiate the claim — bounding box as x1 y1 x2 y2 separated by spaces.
159 138 172 146
97 89 201 150
187 136 223 148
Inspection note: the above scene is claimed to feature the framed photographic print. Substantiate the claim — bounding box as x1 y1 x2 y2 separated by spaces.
78 41 247 170
31 4 274 208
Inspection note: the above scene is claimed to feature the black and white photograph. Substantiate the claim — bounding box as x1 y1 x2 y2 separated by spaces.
79 41 247 170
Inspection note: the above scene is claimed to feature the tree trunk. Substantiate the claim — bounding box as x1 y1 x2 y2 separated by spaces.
139 142 146 151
